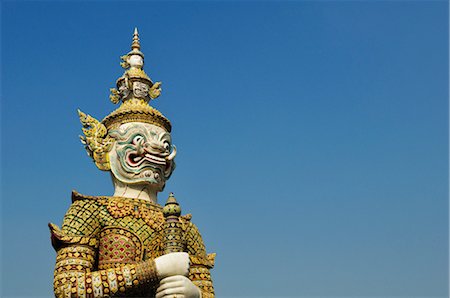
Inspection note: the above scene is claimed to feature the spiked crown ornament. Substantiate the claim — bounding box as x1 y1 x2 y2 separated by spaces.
79 28 171 171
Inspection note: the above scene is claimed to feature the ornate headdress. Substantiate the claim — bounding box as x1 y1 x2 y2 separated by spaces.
79 28 170 171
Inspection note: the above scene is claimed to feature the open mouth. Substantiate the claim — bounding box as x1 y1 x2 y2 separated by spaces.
144 153 166 165
126 152 167 167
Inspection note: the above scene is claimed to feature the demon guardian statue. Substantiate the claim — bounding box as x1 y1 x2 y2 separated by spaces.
49 29 215 298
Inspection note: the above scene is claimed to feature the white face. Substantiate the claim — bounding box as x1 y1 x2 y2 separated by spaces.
108 122 176 191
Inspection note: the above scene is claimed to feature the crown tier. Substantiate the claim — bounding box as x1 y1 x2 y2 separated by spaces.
102 99 171 132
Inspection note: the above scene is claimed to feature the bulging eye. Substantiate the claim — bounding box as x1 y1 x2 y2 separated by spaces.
133 135 144 145
163 141 170 151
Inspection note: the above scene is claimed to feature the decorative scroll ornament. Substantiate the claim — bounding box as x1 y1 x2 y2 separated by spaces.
78 110 114 171
79 28 172 170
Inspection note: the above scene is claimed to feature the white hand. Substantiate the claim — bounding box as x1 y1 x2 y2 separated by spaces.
156 275 201 298
154 252 190 279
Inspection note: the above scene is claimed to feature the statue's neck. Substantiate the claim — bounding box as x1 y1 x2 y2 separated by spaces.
112 176 158 204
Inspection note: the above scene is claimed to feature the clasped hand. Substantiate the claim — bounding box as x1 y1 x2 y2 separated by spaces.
154 252 201 298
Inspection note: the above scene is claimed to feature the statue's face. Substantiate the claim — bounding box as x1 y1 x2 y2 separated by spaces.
108 122 176 191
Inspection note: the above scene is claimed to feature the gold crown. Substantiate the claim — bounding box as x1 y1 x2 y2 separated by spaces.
102 98 171 131
106 28 171 132
79 28 171 171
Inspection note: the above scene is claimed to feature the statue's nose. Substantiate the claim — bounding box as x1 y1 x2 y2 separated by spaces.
143 141 165 153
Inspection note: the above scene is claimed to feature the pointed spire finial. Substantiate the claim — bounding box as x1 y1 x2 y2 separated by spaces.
163 192 181 217
132 27 140 50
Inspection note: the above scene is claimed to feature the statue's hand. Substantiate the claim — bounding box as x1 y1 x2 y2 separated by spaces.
156 275 201 298
154 252 190 280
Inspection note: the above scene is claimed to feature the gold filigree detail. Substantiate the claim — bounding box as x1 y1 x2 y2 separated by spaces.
149 82 162 99
102 98 171 132
120 55 130 69
49 223 99 249
78 110 114 171
109 88 120 104
126 68 151 81
104 197 164 231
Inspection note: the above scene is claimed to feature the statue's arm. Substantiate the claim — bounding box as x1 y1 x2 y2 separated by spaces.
50 238 159 297
49 199 188 297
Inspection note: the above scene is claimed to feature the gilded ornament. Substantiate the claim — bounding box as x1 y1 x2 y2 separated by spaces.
78 110 113 171
149 82 162 99
120 55 130 69
110 88 120 104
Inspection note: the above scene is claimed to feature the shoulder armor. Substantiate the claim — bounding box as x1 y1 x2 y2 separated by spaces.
183 221 216 268
71 190 102 203
48 223 99 251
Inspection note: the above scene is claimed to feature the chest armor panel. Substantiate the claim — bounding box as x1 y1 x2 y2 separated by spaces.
98 227 144 270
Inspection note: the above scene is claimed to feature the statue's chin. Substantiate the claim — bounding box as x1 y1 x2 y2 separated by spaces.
111 167 165 191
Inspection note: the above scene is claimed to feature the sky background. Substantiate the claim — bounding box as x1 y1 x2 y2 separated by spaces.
1 1 448 297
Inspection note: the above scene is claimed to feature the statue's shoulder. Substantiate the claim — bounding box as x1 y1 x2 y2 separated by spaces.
48 191 106 251
181 214 216 268
180 214 202 240
71 190 106 203
70 190 116 210
64 191 109 222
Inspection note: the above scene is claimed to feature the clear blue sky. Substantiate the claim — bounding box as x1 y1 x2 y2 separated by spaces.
1 1 448 297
